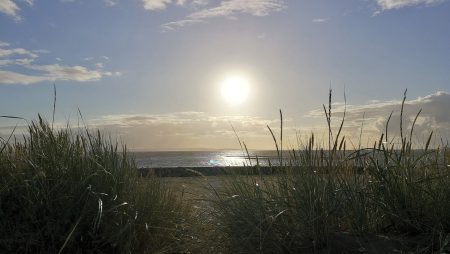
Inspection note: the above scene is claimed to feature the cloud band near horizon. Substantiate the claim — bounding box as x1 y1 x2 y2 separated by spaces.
2 91 448 150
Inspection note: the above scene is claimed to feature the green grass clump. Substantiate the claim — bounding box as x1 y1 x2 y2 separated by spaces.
210 91 450 253
1 90 448 253
0 116 191 253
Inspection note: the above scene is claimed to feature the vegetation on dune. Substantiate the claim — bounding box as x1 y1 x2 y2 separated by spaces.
1 90 449 253
0 116 192 253
209 90 450 253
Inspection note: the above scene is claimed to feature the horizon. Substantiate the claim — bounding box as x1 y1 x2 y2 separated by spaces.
1 0 449 150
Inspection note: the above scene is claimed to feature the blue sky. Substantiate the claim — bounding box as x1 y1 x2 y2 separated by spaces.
1 0 449 150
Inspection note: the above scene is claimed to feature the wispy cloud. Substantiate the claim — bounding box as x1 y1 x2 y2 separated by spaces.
26 64 105 81
306 91 450 145
142 0 172 10
0 111 287 150
94 112 275 130
0 41 119 85
187 0 285 19
0 0 33 21
0 70 48 85
0 47 38 58
174 0 208 7
257 33 267 39
161 19 205 31
0 41 10 47
104 0 118 6
0 0 21 19
0 57 35 66
87 111 283 150
142 0 207 10
0 65 118 85
95 62 104 68
375 0 446 13
59 0 118 5
84 55 110 62
158 0 286 31
32 49 50 54
312 17 329 23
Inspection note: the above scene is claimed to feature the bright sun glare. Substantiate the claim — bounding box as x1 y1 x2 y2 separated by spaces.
220 75 250 106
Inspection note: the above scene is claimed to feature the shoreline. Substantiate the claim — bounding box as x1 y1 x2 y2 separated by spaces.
137 166 276 177
137 165 366 177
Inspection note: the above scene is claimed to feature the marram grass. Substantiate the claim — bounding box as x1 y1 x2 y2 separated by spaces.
1 90 450 254
0 116 192 253
209 91 450 253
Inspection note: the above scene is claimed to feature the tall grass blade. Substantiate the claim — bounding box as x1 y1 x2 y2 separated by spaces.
279 109 283 166
52 83 56 130
267 125 280 164
400 88 407 142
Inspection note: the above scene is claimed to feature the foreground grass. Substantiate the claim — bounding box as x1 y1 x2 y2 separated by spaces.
0 117 193 253
207 92 450 253
1 90 449 253
208 151 450 253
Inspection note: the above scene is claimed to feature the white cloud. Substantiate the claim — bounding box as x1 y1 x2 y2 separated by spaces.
95 112 275 130
84 56 110 61
0 41 10 47
104 0 118 6
88 112 281 150
176 0 187 5
26 64 105 82
161 19 205 31
0 64 114 85
0 59 13 66
376 0 446 10
312 17 329 23
0 0 20 19
191 0 208 6
306 91 450 146
58 0 116 6
142 0 172 10
0 47 38 58
0 70 48 85
0 58 34 66
0 0 33 20
162 0 285 31
0 41 119 85
188 0 285 19
0 111 284 150
32 49 50 54
142 0 207 10
95 62 104 68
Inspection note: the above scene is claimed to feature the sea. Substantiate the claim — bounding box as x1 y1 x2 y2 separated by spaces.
130 149 438 168
130 150 282 168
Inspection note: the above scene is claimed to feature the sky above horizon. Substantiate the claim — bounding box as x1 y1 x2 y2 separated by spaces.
1 0 449 150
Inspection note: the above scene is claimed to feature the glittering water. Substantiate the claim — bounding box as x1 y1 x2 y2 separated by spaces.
130 149 437 168
130 150 282 168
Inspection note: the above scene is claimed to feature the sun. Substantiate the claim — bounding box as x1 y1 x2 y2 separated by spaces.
220 75 250 106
